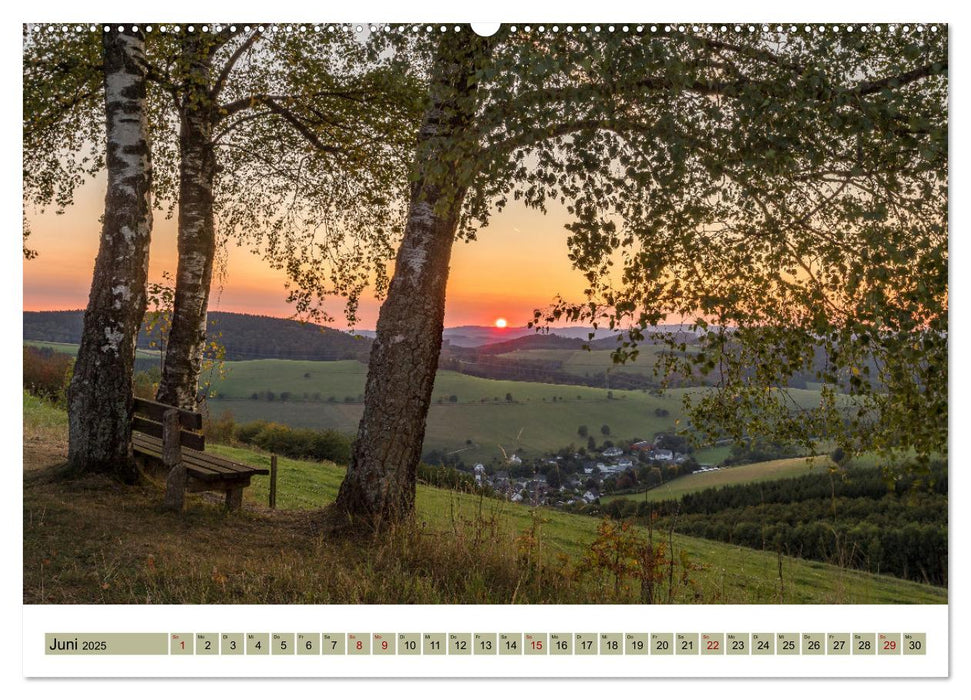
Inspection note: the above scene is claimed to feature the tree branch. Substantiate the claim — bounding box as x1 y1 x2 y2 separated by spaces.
210 30 262 102
853 61 947 95
261 97 342 154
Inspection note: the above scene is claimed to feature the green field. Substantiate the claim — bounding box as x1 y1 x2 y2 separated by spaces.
25 342 832 466
204 359 830 464
601 457 836 505
26 339 160 360
203 358 696 463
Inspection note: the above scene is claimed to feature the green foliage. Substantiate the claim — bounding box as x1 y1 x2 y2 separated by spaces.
22 27 104 249
417 462 491 495
377 24 949 472
132 367 161 400
508 28 947 470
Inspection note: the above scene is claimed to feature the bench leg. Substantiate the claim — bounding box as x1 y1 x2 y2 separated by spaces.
225 486 244 511
163 465 186 512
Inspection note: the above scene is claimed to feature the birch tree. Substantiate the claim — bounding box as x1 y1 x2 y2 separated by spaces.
333 24 947 526
25 24 419 412
147 25 418 409
65 27 154 480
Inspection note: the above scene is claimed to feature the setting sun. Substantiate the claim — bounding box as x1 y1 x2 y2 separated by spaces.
495 318 507 328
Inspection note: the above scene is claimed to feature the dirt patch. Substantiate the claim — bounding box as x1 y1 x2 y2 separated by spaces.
23 434 68 473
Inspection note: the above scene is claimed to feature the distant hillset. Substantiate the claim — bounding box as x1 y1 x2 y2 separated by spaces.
24 310 694 361
362 324 634 347
23 310 370 362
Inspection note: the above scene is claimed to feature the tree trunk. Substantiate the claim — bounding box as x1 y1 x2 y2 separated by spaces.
156 37 217 410
67 29 153 482
334 34 490 526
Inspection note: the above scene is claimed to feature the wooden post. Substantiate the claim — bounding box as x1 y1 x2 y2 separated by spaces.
225 486 243 511
162 409 186 511
269 454 278 509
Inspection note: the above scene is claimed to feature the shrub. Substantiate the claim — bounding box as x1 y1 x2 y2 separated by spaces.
233 419 352 464
23 346 74 404
311 430 352 464
132 368 160 400
236 420 269 444
204 410 237 444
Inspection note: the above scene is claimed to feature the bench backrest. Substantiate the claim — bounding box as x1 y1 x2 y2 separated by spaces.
132 397 205 451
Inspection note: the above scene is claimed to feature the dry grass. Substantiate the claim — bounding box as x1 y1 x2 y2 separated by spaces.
23 463 592 604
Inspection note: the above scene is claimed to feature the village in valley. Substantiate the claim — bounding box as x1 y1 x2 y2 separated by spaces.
467 437 712 508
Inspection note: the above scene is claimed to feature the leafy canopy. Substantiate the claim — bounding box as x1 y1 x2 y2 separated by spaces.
387 24 948 467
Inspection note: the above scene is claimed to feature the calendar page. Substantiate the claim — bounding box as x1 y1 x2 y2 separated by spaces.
19 1 951 684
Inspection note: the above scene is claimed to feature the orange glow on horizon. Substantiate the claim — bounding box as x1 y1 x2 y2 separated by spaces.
23 173 596 329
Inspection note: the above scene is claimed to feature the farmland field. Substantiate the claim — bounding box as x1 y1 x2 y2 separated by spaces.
600 456 837 505
26 339 160 360
496 346 670 378
25 341 833 465
204 358 829 464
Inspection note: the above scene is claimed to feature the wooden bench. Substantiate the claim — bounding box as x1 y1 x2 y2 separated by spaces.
131 397 268 511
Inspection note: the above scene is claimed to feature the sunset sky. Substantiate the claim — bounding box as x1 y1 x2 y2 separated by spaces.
23 171 595 330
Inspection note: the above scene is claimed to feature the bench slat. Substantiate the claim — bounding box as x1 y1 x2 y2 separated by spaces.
133 397 203 430
133 416 206 451
131 440 231 481
133 434 269 479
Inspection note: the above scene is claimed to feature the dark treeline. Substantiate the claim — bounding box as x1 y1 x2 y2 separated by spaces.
603 464 947 586
24 310 371 362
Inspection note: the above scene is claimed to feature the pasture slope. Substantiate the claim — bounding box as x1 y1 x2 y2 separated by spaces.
601 457 836 505
203 357 826 465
